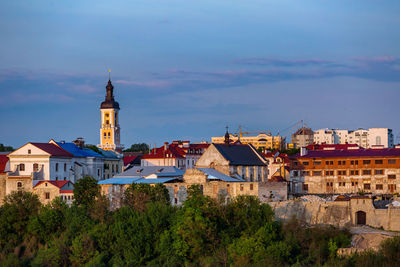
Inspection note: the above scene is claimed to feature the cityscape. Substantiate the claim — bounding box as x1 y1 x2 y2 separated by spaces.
1 1 400 266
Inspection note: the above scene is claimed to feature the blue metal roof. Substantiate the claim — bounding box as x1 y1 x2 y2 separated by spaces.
57 142 104 158
134 178 180 184
98 177 141 185
198 168 245 182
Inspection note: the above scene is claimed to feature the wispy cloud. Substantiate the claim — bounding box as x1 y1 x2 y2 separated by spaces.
234 57 333 67
114 80 169 87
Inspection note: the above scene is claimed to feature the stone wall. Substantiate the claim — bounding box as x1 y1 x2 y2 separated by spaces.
269 198 400 231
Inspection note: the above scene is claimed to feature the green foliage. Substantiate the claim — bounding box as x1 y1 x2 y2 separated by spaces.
73 176 100 207
3 185 400 266
123 143 149 153
0 144 13 152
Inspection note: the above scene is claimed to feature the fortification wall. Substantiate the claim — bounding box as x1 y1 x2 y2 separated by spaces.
270 200 400 231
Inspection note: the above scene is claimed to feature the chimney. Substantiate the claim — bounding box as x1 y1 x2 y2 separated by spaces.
73 137 85 149
300 147 308 156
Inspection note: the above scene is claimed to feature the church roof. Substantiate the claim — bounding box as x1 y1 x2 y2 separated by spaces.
213 144 267 166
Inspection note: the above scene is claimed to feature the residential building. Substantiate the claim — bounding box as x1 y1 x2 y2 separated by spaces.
263 152 290 181
7 143 73 181
195 143 268 182
291 127 314 148
290 147 400 195
141 141 209 170
33 180 74 205
313 128 394 148
98 79 124 152
212 133 284 151
99 149 124 180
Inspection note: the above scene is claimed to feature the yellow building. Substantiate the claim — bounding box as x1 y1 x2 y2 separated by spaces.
98 79 124 152
211 133 285 151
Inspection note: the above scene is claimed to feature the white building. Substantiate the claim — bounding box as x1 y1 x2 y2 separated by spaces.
8 143 73 181
313 128 393 148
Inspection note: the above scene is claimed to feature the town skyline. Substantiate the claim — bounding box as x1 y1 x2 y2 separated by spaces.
1 0 399 147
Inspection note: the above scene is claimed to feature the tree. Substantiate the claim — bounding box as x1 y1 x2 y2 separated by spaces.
0 143 13 152
123 183 170 211
123 143 149 153
73 176 100 207
85 145 103 155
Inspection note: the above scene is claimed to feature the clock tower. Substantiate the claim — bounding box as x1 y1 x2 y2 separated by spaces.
98 79 123 152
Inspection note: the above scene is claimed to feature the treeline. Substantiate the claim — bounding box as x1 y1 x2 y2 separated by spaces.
0 143 13 152
0 176 399 266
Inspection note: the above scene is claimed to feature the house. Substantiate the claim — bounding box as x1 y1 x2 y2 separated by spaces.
141 141 210 170
263 152 290 181
33 180 74 205
7 142 73 181
98 148 124 180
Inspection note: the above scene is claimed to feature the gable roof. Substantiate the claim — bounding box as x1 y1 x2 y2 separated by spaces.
213 144 266 166
34 180 72 189
30 143 73 157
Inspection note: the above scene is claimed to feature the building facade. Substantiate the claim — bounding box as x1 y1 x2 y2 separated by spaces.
98 79 123 152
212 133 284 151
290 147 400 195
291 127 314 148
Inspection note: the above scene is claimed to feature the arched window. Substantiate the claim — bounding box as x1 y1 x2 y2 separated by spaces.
17 182 22 188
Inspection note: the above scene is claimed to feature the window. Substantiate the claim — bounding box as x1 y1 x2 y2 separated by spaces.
338 160 346 166
313 171 322 176
364 184 371 190
97 169 100 177
376 136 381 145
213 184 218 194
338 170 346 176
303 171 310 176
376 184 383 190
33 163 39 172
325 170 334 176
19 164 25 171
363 160 371 164
45 192 50 199
389 159 396 164
350 160 359 165
375 169 384 175
388 174 396 179
375 160 383 164
103 132 106 137
55 163 59 172
362 170 371 175
339 182 346 186
293 171 299 177
325 161 330 165
303 161 309 166
240 184 244 191
314 161 321 166
64 163 67 171
227 184 230 193
17 182 22 188
326 182 333 187
28 149 31 154
350 170 359 175
250 184 254 190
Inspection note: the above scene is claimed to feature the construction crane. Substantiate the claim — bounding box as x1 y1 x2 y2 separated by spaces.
276 120 309 148
233 125 271 138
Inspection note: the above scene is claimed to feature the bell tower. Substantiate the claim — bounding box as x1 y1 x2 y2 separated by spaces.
98 79 123 152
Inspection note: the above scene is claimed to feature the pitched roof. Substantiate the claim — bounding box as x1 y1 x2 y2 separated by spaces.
0 155 9 173
305 144 359 151
297 148 400 159
34 180 71 189
118 166 185 177
198 168 245 182
123 155 141 166
30 143 73 157
55 142 103 158
213 144 266 166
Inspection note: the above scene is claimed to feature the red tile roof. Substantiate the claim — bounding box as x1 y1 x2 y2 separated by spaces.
34 180 70 189
305 144 359 151
0 155 9 173
123 155 140 166
142 142 209 159
31 143 73 157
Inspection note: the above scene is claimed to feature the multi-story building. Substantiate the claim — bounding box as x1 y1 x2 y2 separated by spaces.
212 133 284 151
290 147 400 195
291 127 314 148
98 79 124 152
141 141 209 170
313 128 393 148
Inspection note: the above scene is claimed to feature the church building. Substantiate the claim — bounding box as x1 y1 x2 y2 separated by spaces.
98 79 124 152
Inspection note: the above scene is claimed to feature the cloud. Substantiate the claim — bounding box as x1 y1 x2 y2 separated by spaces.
234 57 333 67
351 56 399 64
69 84 98 93
114 79 169 87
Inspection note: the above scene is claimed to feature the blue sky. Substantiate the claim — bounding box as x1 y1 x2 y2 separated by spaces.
0 0 399 148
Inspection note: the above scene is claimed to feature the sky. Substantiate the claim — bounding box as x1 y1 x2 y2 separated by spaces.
0 0 399 148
